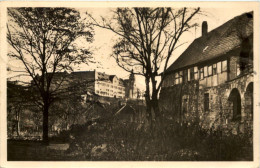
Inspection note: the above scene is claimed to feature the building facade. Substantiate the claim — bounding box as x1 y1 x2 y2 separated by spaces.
159 12 253 134
72 70 140 99
72 70 125 98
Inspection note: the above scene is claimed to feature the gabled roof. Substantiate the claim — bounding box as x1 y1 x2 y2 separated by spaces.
165 11 253 73
97 72 110 82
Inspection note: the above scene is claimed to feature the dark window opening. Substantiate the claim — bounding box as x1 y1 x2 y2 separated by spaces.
182 98 188 114
245 82 253 119
190 67 194 80
183 69 188 83
228 88 241 121
204 93 209 112
213 64 217 75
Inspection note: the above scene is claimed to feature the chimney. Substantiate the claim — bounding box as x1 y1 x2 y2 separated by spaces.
202 21 208 36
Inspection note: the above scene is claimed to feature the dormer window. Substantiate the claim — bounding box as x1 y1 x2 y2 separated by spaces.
203 46 209 52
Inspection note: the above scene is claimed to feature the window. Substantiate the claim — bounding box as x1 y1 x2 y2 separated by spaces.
194 67 198 80
236 62 241 76
222 60 227 72
204 93 209 111
204 66 208 77
208 65 212 76
188 68 190 81
179 71 183 84
229 88 241 121
175 72 179 84
200 68 204 80
217 62 221 74
190 67 194 80
183 69 188 83
174 71 184 84
213 64 217 75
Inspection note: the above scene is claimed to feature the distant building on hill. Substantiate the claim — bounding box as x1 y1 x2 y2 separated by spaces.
72 70 142 99
72 70 126 98
31 69 142 100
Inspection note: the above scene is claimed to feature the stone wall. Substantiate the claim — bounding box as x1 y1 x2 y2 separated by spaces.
159 80 199 123
159 73 253 134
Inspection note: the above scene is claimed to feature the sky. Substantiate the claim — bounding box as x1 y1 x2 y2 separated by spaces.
7 7 255 90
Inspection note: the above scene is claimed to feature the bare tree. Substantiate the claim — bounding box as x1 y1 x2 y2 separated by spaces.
89 7 200 126
7 81 25 136
7 8 94 144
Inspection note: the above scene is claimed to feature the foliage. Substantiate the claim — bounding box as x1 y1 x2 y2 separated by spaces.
7 7 94 143
88 7 201 124
66 113 253 161
7 81 39 136
7 106 253 161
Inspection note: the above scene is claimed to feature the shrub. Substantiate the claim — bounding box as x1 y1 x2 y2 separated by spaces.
66 113 253 161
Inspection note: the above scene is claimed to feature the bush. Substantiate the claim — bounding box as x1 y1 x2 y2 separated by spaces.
66 115 253 161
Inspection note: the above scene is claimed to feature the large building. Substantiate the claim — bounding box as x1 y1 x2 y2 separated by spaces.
72 70 126 98
72 70 140 99
31 69 141 100
159 12 253 134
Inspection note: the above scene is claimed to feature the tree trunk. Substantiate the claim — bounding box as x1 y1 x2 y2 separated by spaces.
16 110 20 136
16 120 20 136
144 76 152 128
151 77 161 127
146 99 153 128
151 93 161 130
42 103 49 145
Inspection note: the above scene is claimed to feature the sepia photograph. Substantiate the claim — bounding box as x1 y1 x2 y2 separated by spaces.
0 1 259 167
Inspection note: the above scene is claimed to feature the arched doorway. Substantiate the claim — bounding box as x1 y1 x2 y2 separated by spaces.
245 82 253 119
228 88 241 121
